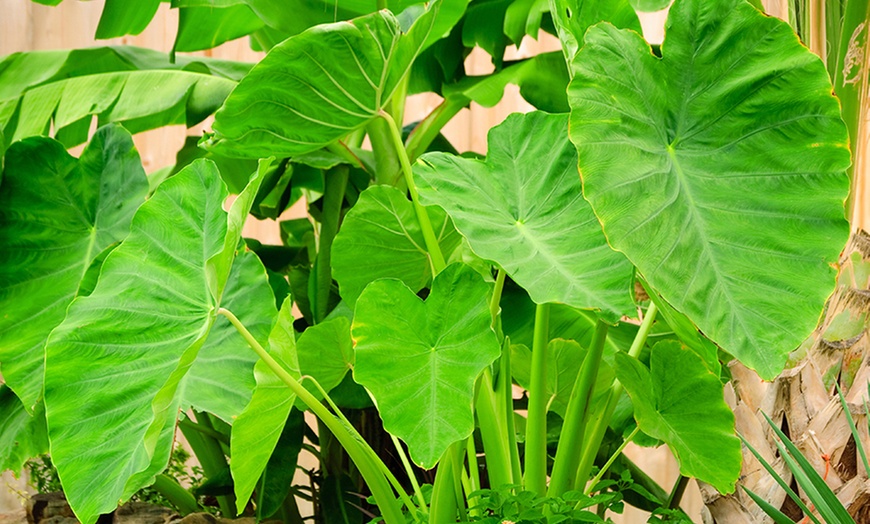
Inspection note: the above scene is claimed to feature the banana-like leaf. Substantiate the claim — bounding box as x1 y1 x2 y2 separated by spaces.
0 125 148 410
352 263 500 468
42 159 265 524
332 185 461 305
415 111 635 321
568 0 850 378
0 46 249 147
615 340 741 492
0 386 48 474
206 9 436 158
230 297 301 514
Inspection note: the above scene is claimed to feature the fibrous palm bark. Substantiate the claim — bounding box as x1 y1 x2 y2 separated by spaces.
703 231 870 522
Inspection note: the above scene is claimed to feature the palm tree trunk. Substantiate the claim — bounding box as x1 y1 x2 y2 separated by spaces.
703 231 870 522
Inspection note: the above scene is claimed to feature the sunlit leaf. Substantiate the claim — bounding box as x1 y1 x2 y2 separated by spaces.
231 297 302 515
568 0 850 377
415 111 635 320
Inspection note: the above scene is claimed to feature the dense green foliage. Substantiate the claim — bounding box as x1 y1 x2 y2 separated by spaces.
0 0 856 522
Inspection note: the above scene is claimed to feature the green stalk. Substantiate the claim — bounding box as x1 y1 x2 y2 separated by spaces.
179 412 235 516
583 427 640 496
429 444 459 524
452 445 469 523
310 165 348 324
391 433 429 514
218 308 405 524
405 97 467 163
325 141 367 172
489 269 522 485
475 370 514 490
548 319 610 498
666 475 690 510
523 303 550 496
573 303 659 491
150 474 200 515
368 117 404 186
466 437 481 504
380 110 447 273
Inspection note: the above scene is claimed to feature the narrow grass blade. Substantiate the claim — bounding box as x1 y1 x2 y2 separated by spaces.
743 487 798 524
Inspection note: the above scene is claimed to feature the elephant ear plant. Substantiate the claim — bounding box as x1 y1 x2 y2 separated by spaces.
0 0 852 522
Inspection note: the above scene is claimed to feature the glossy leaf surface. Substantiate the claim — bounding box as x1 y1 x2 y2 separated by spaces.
415 111 635 320
615 341 741 492
208 10 433 158
231 297 302 514
353 263 500 468
0 125 148 409
332 185 461 305
569 0 850 377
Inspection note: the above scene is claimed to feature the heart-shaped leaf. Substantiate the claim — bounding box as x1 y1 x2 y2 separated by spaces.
43 158 265 524
415 111 635 320
569 0 850 377
352 263 500 468
0 125 148 410
615 340 741 492
231 297 302 514
207 9 435 158
332 185 461 305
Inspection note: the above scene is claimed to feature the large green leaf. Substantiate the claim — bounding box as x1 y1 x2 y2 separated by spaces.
206 9 435 158
43 159 264 524
352 263 500 468
615 340 740 492
415 111 635 320
332 185 461 305
0 125 148 410
230 297 301 514
568 0 850 378
0 387 48 474
0 46 248 146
